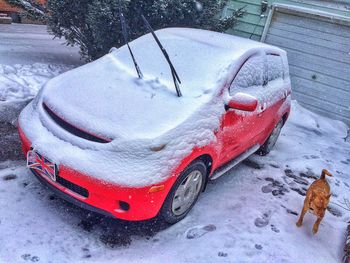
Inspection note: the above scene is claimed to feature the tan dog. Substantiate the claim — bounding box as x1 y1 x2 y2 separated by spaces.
296 169 332 234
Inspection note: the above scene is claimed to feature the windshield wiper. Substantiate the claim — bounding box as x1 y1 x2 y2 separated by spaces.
141 15 182 97
118 0 143 79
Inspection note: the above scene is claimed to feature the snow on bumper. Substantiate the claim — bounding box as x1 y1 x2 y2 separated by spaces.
18 104 175 220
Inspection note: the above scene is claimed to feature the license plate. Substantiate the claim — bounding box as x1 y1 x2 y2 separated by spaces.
27 150 57 182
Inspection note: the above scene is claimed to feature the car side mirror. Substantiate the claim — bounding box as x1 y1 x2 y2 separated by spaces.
226 93 258 112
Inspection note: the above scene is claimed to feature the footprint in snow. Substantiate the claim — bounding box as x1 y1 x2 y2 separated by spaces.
218 252 228 257
21 254 40 262
327 205 343 217
81 247 92 259
281 205 298 216
270 224 280 233
254 212 271 228
303 155 320 160
262 178 289 197
284 169 309 186
299 171 318 180
186 224 216 239
2 174 17 181
255 244 263 250
269 163 280 168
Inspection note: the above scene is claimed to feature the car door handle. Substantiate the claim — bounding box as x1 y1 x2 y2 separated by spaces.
258 104 266 116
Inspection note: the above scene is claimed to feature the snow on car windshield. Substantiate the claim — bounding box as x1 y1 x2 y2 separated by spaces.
113 29 236 97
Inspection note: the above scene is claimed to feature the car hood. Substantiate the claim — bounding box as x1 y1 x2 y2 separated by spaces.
41 54 216 142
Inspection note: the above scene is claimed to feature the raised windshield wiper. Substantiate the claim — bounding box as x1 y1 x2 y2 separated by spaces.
141 14 182 97
118 0 143 78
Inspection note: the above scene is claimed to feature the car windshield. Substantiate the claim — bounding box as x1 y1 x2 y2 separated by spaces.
113 31 234 97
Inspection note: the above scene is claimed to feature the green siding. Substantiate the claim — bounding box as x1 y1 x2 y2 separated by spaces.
226 0 350 40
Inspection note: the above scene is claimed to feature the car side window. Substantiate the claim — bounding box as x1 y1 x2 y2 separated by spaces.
230 55 265 94
266 54 284 81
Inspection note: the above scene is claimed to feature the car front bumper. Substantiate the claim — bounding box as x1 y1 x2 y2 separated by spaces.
18 125 174 221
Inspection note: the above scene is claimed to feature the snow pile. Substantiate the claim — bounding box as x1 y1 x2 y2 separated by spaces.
0 63 72 122
1 101 350 263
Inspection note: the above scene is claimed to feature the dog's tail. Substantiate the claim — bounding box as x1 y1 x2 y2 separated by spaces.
320 169 333 179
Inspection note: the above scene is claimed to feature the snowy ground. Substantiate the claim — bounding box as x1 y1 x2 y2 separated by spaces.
0 23 349 263
0 101 349 263
0 24 81 66
0 63 73 122
0 24 80 123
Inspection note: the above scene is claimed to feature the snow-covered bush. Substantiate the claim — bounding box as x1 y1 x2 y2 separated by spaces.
47 0 245 61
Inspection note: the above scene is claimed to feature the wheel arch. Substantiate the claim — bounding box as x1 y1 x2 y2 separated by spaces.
191 154 214 192
282 112 289 125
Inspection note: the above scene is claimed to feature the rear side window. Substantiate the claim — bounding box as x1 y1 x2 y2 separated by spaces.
231 55 265 89
266 54 284 81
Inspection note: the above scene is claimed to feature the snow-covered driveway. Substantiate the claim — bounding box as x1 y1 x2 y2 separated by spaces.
0 24 81 66
0 102 349 263
0 24 82 123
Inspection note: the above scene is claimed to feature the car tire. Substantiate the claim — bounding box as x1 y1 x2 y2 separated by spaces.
160 160 206 224
256 119 284 156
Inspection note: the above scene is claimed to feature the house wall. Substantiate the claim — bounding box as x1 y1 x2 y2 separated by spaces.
225 0 350 40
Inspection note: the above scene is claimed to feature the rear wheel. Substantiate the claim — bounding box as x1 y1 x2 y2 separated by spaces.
257 119 283 156
160 160 206 224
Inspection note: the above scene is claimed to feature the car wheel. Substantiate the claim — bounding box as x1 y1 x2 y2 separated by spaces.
160 160 206 224
257 119 283 156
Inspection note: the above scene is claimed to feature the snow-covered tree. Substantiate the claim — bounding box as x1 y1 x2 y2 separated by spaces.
47 0 245 61
4 0 47 21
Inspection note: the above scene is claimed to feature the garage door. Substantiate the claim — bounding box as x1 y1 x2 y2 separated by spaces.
263 7 350 125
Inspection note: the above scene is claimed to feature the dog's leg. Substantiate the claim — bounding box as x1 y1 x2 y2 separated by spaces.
296 202 308 227
312 217 323 234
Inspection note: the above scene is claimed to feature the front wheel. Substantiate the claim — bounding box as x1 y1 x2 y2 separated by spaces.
256 119 283 156
160 160 206 224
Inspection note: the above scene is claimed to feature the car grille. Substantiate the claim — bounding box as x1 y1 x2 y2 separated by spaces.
31 169 89 198
56 175 89 198
43 103 112 144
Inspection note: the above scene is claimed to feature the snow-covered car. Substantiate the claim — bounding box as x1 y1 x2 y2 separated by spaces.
18 28 291 224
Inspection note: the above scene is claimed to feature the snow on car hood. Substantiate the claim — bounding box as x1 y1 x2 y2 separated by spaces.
41 53 227 142
40 28 269 142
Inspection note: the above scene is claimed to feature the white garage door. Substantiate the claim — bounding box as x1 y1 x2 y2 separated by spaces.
263 7 350 125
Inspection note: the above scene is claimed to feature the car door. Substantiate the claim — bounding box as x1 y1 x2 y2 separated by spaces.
252 53 287 144
217 54 265 166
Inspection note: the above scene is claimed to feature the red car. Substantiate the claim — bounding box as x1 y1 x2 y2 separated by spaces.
18 28 291 224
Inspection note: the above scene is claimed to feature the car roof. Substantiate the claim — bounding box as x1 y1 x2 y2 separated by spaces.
158 27 283 56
